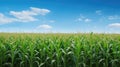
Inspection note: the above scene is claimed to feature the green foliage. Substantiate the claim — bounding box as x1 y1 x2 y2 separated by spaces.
0 33 120 67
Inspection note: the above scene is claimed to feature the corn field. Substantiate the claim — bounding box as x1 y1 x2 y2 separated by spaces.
0 33 120 67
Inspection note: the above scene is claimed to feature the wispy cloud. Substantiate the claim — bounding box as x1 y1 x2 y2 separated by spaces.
10 7 50 22
0 7 50 24
108 23 120 28
37 24 52 29
108 15 120 20
84 18 91 22
0 13 16 24
96 10 102 15
30 7 50 15
76 15 91 22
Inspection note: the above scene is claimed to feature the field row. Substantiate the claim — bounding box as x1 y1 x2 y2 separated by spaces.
0 33 120 67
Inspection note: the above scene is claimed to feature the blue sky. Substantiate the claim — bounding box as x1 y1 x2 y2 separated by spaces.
0 0 120 33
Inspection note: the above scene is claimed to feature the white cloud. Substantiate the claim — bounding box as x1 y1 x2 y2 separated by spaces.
10 11 37 22
96 10 102 15
0 7 50 24
0 13 17 24
108 23 120 28
30 7 50 15
10 7 50 22
76 15 91 22
37 24 52 29
84 18 91 22
108 15 120 20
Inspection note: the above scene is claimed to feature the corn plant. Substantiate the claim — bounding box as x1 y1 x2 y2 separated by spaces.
0 33 120 67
